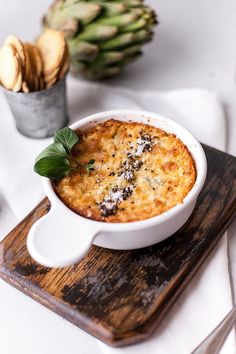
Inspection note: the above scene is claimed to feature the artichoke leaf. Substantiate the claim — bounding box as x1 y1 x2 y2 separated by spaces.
78 24 118 42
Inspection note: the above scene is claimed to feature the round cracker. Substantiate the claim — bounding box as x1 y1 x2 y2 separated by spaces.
36 29 66 76
35 75 41 92
45 75 57 89
23 43 33 90
32 75 38 92
24 42 39 91
31 44 43 77
22 81 30 93
0 44 21 90
44 66 60 83
39 76 45 91
12 69 22 92
5 35 26 70
24 43 38 72
59 56 69 79
58 44 70 79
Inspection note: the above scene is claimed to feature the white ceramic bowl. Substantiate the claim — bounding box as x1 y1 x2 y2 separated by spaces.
27 110 207 268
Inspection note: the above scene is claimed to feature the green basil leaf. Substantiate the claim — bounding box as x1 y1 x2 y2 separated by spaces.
35 143 69 163
54 127 79 153
34 156 71 180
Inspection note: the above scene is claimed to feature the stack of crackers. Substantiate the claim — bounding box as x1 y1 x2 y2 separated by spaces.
0 29 69 93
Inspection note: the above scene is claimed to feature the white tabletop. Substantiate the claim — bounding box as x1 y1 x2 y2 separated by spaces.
0 1 236 353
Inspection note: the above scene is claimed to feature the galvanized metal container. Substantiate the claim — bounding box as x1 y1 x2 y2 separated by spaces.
2 77 68 138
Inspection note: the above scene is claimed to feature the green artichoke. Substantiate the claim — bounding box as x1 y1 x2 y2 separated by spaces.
42 0 158 80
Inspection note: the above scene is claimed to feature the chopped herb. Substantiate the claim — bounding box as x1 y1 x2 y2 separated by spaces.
86 159 95 175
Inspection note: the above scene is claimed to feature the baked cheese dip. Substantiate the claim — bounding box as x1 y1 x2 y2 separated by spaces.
53 120 196 223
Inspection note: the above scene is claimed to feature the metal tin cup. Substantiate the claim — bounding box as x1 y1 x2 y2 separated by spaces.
2 77 68 139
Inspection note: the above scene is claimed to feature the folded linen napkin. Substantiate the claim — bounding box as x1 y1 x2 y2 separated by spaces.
0 77 234 353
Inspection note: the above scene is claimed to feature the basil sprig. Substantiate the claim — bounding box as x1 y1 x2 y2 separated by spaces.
34 127 95 180
54 127 79 155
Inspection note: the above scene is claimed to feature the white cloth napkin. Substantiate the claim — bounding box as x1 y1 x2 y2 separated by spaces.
0 77 234 353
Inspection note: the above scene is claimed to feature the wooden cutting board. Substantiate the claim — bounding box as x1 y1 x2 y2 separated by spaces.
0 145 236 347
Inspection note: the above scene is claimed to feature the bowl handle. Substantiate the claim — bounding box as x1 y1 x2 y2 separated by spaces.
27 206 100 268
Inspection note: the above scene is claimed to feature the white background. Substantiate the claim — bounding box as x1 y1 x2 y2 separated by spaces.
0 1 236 353
0 0 236 155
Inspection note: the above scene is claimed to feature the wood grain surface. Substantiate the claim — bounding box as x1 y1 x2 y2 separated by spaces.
0 145 236 347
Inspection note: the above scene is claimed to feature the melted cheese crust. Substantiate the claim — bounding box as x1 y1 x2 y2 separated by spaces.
53 120 196 223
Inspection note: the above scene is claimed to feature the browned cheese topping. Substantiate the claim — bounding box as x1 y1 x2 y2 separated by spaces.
53 120 196 223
